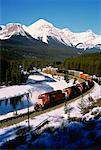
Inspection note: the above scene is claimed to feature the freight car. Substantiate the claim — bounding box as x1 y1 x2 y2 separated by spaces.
79 73 89 80
68 70 83 77
79 73 94 89
68 70 92 82
63 84 83 100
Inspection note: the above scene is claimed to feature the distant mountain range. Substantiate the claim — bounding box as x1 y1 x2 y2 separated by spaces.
0 19 101 59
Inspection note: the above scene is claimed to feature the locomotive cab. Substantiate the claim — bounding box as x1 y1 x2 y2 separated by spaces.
35 93 50 111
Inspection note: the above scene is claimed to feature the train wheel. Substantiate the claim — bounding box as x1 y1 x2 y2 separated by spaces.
34 104 43 112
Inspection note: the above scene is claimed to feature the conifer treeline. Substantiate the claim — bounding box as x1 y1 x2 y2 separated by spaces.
0 50 51 84
0 51 101 85
63 52 101 76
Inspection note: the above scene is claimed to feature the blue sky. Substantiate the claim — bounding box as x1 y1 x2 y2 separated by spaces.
0 0 101 34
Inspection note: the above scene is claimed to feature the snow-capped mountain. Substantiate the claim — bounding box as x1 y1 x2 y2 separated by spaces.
0 23 29 40
24 19 71 46
62 28 101 49
0 25 5 30
0 19 101 50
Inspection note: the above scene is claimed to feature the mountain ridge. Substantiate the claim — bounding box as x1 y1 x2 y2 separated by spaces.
0 19 101 60
0 19 101 50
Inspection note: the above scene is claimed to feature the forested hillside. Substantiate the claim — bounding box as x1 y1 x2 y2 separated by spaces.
63 52 101 76
0 51 101 85
0 49 52 85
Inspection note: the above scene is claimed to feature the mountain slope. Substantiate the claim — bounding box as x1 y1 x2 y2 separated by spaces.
0 19 101 49
0 37 79 60
0 19 100 60
24 19 71 46
62 28 101 49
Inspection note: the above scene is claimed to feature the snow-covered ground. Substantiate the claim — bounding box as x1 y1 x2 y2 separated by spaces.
0 73 74 118
0 82 101 147
0 85 32 100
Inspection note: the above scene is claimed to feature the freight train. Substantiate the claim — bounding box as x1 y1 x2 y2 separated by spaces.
34 71 94 111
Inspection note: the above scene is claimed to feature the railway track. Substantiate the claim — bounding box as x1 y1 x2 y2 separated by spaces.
0 84 94 128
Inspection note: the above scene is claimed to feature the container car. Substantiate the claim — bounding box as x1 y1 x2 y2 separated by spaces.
68 70 83 77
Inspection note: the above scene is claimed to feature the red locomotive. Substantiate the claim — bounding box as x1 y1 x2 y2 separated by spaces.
34 90 65 111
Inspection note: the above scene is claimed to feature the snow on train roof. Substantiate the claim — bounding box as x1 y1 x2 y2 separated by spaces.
0 85 32 100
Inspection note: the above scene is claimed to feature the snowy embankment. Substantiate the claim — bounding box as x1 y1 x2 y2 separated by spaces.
0 82 101 147
0 85 32 100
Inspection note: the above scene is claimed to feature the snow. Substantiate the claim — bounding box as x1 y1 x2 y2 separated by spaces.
0 73 71 118
0 25 5 29
46 79 73 91
27 74 74 104
0 70 100 119
0 105 35 121
82 107 101 121
0 71 100 117
0 81 101 147
28 75 45 81
25 19 70 45
0 23 29 40
62 28 100 49
64 81 101 118
0 85 32 100
1 19 100 49
28 19 53 29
